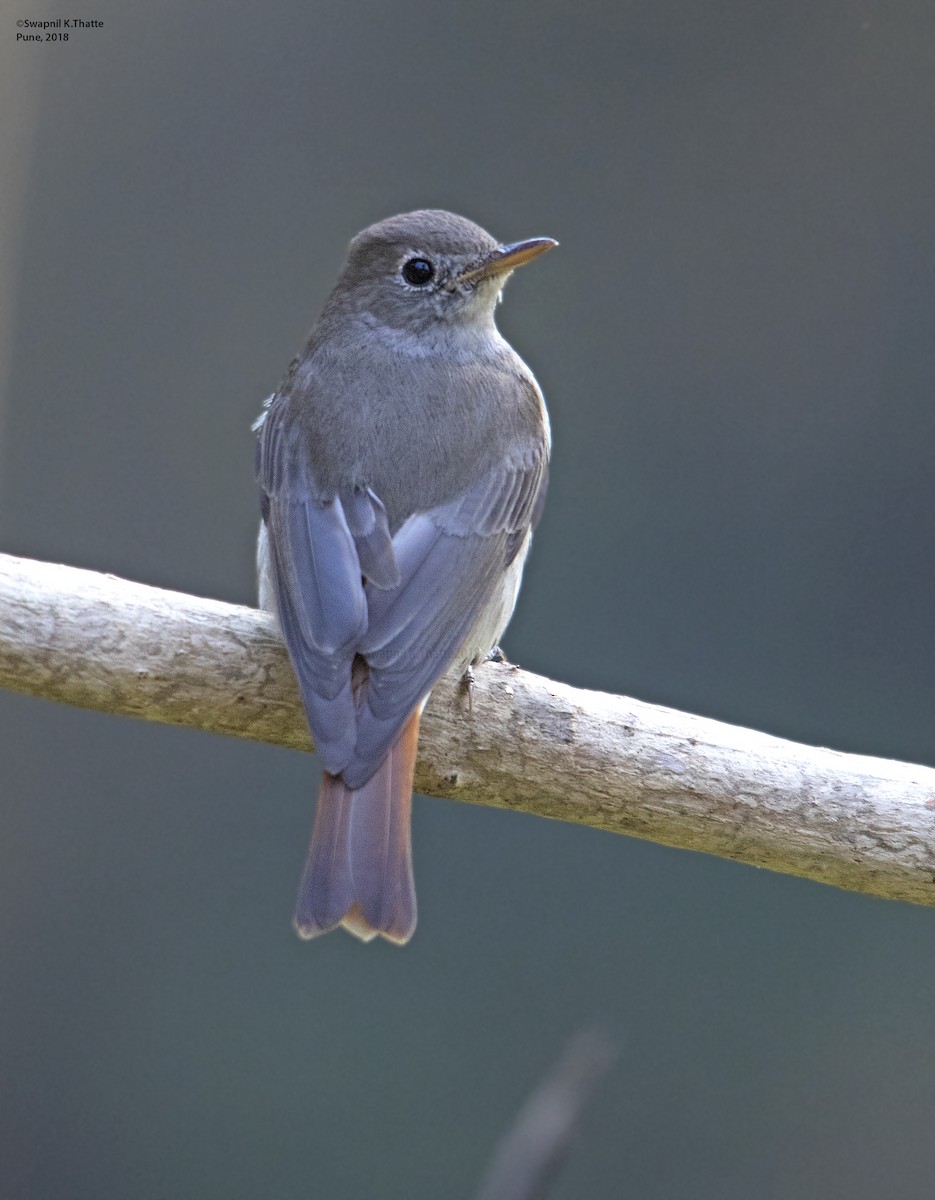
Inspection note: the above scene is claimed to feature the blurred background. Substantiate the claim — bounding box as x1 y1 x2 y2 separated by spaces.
2 1 935 1196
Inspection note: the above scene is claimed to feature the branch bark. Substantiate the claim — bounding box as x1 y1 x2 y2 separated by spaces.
2 551 935 906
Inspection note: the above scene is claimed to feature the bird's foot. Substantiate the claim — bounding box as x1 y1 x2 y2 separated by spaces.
461 665 475 713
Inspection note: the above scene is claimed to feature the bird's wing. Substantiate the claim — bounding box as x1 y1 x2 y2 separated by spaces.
257 395 548 788
256 400 397 775
342 444 548 788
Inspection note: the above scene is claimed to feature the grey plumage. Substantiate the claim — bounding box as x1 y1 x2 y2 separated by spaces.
255 209 555 942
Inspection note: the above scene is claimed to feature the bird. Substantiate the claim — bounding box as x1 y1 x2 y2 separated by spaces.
254 209 556 944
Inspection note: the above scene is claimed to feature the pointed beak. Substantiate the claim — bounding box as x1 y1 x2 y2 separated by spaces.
455 237 558 285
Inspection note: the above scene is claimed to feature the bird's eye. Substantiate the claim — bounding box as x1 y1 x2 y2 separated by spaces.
402 258 434 287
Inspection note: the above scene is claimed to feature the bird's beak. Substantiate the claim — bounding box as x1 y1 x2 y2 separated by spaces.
455 237 558 285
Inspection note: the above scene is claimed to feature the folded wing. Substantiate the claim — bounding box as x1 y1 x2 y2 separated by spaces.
257 397 548 786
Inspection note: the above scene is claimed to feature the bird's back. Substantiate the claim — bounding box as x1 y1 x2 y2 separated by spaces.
275 316 549 530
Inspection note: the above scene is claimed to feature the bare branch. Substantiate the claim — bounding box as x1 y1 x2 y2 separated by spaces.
473 1030 617 1200
2 551 935 906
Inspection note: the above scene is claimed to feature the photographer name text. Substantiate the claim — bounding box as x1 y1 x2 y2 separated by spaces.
16 18 104 41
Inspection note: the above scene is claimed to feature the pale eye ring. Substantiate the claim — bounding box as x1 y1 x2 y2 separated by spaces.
401 258 434 287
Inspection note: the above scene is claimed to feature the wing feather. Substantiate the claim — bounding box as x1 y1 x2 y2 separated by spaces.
257 390 548 790
343 452 548 788
257 400 371 774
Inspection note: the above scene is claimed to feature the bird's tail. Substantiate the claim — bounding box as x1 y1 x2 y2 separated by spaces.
293 710 420 945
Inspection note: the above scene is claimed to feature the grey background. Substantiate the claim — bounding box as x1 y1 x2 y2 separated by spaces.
3 1 935 1197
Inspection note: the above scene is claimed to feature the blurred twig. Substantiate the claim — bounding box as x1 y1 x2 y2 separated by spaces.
3 551 935 906
473 1030 617 1200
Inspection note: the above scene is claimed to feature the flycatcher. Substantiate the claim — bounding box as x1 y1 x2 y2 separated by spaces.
255 209 556 943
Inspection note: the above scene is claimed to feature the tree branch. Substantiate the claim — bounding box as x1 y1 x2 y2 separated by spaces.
2 550 935 906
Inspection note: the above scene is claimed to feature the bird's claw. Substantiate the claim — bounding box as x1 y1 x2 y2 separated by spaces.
461 665 475 713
